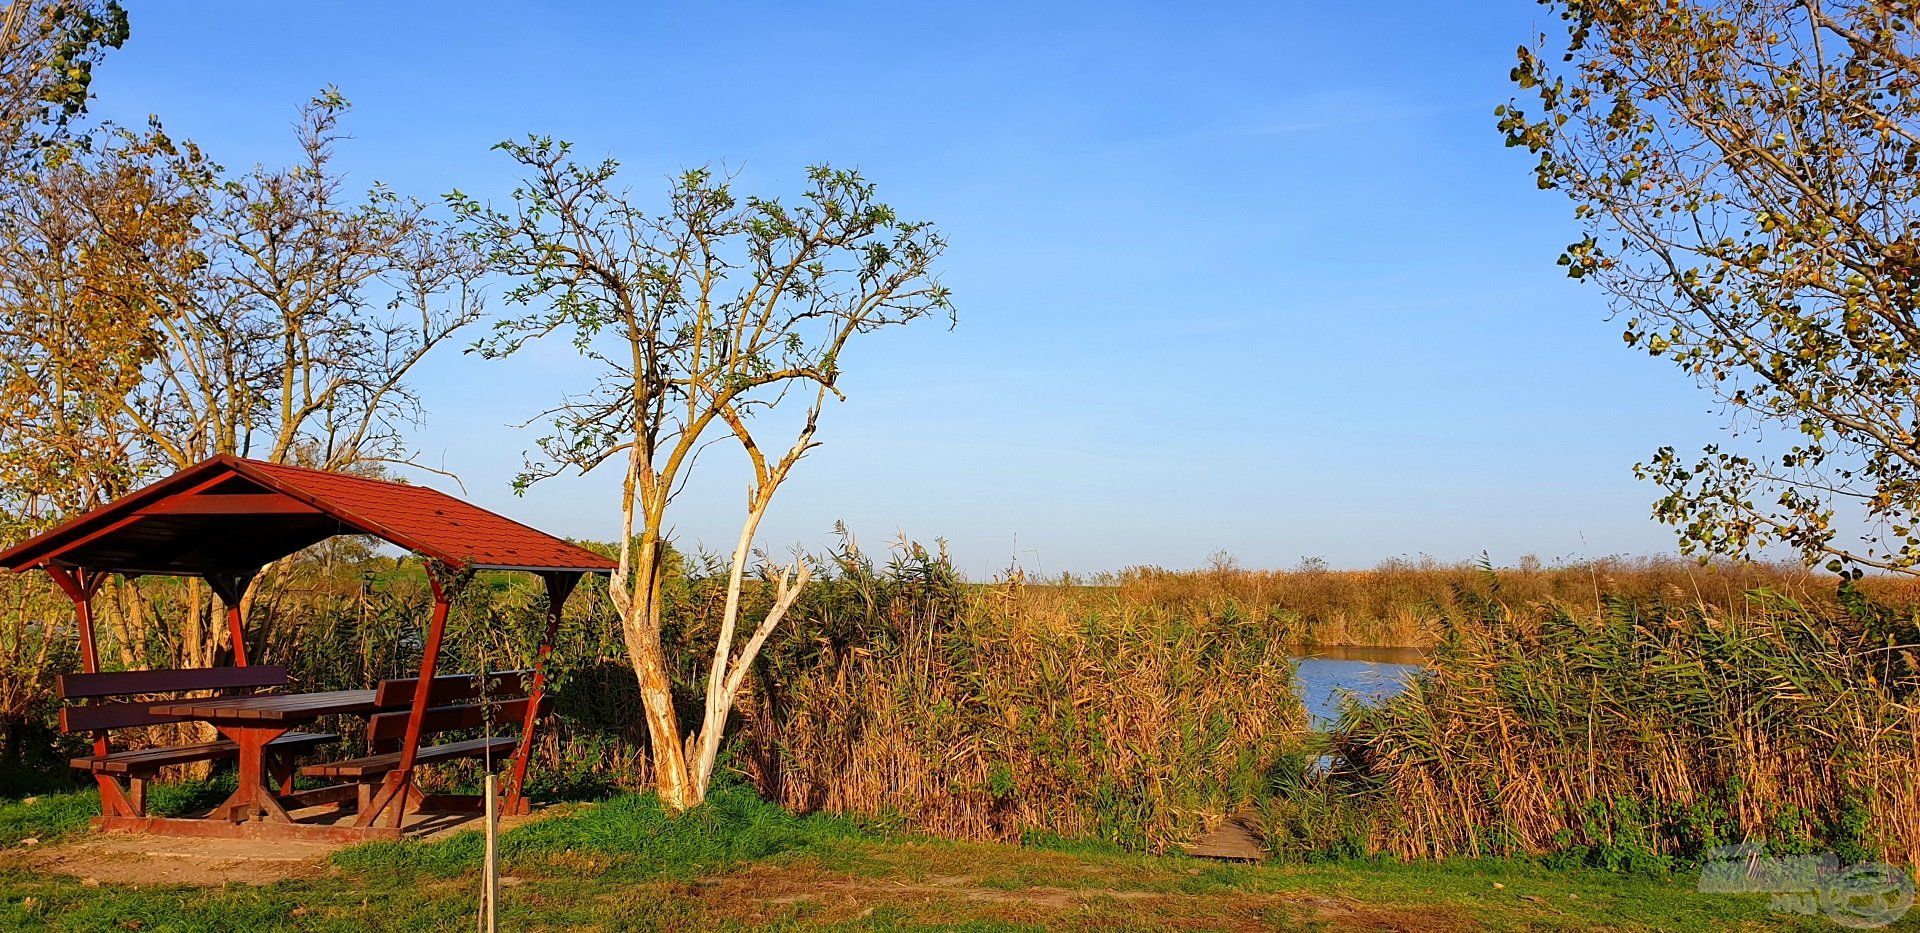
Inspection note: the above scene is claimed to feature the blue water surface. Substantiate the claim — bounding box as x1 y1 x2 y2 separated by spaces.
1290 645 1422 729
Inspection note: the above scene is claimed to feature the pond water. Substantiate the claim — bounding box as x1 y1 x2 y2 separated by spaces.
1290 645 1424 729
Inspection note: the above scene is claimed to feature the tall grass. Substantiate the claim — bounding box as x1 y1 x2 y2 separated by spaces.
1332 581 1920 869
1116 553 1916 648
743 542 1305 852
15 533 1920 870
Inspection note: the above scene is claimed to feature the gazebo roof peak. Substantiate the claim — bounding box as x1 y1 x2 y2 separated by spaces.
0 454 615 578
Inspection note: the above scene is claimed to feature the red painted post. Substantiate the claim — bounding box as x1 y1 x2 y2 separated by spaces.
362 570 453 827
45 565 132 816
204 574 253 667
396 574 452 779
505 572 577 814
224 604 248 667
44 566 100 675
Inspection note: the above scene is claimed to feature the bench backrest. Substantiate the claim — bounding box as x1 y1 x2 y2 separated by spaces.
367 670 540 753
367 696 551 744
55 665 289 733
373 669 531 709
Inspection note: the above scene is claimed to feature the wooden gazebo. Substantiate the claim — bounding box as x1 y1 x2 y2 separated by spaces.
0 455 614 841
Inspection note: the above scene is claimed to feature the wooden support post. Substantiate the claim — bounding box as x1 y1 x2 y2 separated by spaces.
95 775 138 819
226 605 247 666
270 753 296 796
45 565 131 813
206 723 295 823
504 571 577 815
204 572 257 667
359 565 461 828
45 566 104 675
126 776 147 817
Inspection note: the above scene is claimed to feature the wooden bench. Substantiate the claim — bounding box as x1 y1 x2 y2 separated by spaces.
303 669 542 812
57 665 338 817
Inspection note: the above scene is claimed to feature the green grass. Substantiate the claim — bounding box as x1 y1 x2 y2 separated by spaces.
0 778 236 848
334 784 874 881
0 790 97 848
0 787 1911 931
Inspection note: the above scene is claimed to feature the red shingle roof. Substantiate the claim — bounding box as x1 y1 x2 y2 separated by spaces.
0 455 615 577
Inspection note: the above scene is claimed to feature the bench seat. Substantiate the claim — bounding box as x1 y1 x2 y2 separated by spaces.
302 736 519 780
70 731 338 775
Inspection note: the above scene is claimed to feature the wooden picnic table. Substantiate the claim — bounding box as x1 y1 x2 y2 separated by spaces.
150 689 378 824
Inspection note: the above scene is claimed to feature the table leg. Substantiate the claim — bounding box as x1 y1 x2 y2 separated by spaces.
270 756 296 796
208 723 293 823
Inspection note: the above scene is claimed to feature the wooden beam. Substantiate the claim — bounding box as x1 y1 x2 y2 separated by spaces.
204 571 259 667
137 494 321 516
32 474 238 567
281 783 359 809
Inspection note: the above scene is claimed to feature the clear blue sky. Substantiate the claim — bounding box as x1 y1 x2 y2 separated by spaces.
87 2 1730 576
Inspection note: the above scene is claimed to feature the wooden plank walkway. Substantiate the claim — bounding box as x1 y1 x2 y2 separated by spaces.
1184 809 1269 861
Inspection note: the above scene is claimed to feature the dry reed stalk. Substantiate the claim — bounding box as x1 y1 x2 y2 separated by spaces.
752 577 1305 851
1336 589 1920 868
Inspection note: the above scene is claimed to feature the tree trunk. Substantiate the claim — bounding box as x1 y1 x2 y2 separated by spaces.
619 533 700 811
634 632 698 809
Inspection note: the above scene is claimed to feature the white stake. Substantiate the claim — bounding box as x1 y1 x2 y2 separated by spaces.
482 773 499 933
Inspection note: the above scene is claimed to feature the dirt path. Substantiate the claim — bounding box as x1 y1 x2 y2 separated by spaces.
4 831 1472 931
695 863 1469 931
3 806 555 888
7 833 338 887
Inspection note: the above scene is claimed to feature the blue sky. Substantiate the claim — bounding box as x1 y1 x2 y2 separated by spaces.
87 2 1729 576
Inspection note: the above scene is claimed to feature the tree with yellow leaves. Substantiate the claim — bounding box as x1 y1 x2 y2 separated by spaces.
1504 0 1920 575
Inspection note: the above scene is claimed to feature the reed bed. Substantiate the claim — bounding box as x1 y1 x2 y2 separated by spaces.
1115 555 1919 649
742 544 1305 851
15 538 1920 867
1333 585 1920 869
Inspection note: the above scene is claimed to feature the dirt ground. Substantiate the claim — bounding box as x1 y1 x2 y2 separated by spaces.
0 809 1803 931
4 808 541 888
692 862 1463 932
8 832 338 887
5 837 1468 932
